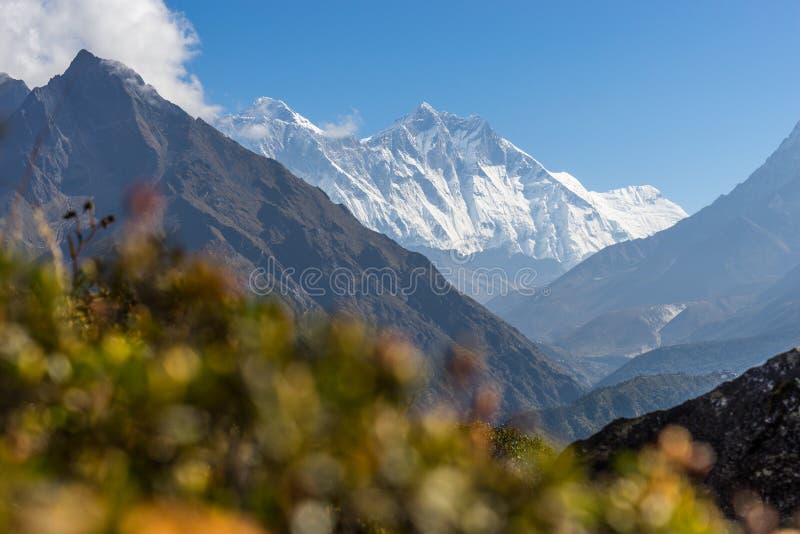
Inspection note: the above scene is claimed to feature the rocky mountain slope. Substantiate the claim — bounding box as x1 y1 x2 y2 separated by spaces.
510 372 727 443
0 74 29 120
219 98 686 289
573 348 800 520
0 50 585 418
596 263 800 387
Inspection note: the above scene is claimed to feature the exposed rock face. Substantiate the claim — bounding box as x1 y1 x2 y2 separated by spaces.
573 348 800 520
0 50 584 418
0 73 29 120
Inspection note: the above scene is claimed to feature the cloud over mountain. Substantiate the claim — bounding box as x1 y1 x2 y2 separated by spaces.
321 111 362 138
0 0 218 119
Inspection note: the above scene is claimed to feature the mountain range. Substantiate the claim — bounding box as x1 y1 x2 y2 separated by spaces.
0 50 586 419
4 48 800 461
218 98 686 298
489 117 800 378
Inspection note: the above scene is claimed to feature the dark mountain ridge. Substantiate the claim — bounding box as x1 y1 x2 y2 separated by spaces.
573 348 800 520
0 50 584 417
0 73 29 120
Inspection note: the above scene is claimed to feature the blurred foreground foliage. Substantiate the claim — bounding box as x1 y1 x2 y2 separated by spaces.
0 225 735 533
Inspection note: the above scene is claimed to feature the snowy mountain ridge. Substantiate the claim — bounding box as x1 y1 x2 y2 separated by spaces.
218 98 686 267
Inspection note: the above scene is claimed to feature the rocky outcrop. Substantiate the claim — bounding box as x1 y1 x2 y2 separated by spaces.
573 348 800 520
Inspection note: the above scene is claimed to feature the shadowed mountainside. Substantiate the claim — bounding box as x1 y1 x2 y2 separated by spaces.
0 50 584 418
0 74 29 120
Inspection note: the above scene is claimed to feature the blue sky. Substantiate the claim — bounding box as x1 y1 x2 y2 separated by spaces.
167 0 800 213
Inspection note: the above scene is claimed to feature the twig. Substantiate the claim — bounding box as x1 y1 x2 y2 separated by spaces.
63 201 115 289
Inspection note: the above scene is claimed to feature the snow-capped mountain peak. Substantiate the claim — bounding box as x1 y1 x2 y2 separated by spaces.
404 101 440 123
231 97 324 137
218 100 687 268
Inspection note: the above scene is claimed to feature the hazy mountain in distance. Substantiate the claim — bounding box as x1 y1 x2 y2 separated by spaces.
219 98 686 299
0 50 585 418
597 332 800 388
598 263 800 387
685 262 800 343
489 118 800 368
510 371 729 443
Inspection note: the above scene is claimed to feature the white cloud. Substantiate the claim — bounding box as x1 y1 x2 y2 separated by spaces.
321 111 362 138
238 123 271 141
0 0 219 119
